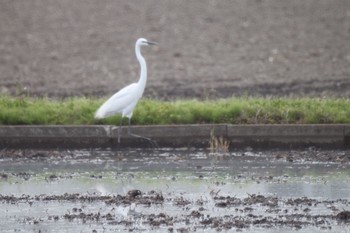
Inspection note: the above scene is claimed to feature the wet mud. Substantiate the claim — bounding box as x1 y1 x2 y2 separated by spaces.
0 191 349 232
2 147 350 163
0 148 349 232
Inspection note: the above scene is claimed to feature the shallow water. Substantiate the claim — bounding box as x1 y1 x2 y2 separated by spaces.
0 149 349 232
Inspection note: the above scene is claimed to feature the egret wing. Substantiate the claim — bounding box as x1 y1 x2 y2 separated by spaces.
95 83 138 118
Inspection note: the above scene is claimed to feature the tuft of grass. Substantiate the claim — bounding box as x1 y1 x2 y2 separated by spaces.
0 96 102 125
0 95 350 125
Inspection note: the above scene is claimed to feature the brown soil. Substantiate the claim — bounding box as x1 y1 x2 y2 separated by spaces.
1 0 350 100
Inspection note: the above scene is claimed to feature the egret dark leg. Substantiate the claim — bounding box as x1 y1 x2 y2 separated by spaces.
118 117 123 143
127 118 158 147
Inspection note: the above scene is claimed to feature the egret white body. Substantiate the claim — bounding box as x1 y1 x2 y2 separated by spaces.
95 38 156 143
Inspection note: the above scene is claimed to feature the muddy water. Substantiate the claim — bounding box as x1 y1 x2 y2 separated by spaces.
0 149 349 232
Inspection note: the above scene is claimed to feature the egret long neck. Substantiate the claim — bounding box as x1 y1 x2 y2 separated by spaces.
135 44 147 94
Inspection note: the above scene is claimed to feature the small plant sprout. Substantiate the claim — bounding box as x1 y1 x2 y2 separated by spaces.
209 129 230 154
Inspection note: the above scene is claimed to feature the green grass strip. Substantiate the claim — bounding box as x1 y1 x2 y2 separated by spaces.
0 95 350 125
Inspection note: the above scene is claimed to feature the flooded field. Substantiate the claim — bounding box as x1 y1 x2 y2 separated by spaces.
0 148 350 232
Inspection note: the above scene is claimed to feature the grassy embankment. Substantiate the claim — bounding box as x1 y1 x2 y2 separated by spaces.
0 95 350 125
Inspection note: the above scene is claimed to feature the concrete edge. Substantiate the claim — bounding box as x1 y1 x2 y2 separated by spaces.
0 124 349 149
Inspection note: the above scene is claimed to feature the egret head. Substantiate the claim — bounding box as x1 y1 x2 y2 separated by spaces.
138 38 157 46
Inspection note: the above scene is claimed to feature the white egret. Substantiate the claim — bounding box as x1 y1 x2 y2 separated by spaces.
95 38 156 144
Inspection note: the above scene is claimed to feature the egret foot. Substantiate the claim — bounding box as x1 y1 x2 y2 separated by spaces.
128 131 158 148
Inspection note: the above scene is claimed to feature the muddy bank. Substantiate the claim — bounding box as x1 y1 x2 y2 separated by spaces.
1 148 350 163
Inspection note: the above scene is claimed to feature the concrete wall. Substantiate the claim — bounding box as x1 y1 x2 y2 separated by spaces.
0 124 349 149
